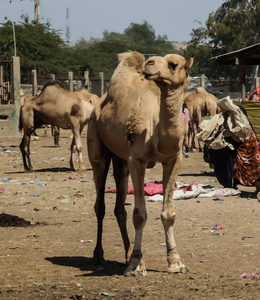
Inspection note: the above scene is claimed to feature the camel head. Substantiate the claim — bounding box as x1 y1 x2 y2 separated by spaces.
143 54 193 89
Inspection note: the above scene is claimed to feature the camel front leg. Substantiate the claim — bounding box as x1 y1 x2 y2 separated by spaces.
124 159 147 276
70 126 85 171
161 153 188 274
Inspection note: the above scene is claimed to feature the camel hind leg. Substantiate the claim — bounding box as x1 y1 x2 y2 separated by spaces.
87 119 112 264
20 131 34 172
112 155 131 263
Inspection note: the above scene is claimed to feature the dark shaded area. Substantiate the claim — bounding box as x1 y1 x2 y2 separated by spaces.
0 213 32 227
45 256 126 276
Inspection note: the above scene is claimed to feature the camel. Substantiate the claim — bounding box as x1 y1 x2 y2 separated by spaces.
184 87 219 152
87 51 193 276
19 81 99 172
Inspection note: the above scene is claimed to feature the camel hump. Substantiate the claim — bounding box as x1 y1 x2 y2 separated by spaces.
117 51 145 73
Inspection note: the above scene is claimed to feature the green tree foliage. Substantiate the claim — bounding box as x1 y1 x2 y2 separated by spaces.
184 0 260 79
73 21 178 77
0 18 178 79
0 16 71 76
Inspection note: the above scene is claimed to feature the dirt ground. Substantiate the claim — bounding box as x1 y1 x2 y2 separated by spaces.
0 128 259 300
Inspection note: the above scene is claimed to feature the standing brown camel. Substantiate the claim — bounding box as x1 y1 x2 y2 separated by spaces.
87 51 193 276
184 87 219 152
19 81 98 172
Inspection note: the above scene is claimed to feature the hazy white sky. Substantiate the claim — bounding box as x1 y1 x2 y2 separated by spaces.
1 0 224 44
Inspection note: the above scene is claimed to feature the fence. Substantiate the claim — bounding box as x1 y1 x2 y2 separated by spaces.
0 57 21 136
21 70 110 98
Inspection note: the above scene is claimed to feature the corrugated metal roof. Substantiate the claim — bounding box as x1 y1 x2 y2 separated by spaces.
212 43 260 65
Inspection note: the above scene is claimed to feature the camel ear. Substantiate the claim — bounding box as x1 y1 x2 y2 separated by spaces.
185 58 194 70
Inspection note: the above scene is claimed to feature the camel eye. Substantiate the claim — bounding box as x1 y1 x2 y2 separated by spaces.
169 62 178 71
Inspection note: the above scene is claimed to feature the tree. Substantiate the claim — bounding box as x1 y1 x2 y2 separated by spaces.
184 0 260 79
0 16 70 76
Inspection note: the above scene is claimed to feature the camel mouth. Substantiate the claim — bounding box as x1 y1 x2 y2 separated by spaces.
144 72 159 80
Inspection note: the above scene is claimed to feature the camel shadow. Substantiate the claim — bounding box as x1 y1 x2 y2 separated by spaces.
45 256 127 276
179 171 215 177
35 167 73 173
239 191 257 199
45 256 157 277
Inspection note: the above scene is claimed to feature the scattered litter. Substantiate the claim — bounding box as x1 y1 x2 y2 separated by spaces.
190 253 196 258
160 243 166 246
2 177 10 182
241 236 254 240
43 161 51 164
68 176 77 180
62 194 70 199
3 149 11 153
13 165 17 168
80 240 93 243
36 182 46 187
214 200 224 204
239 272 260 278
19 201 31 205
74 193 84 198
0 187 6 191
212 224 223 230
101 292 109 296
30 194 40 197
209 179 216 183
34 208 40 212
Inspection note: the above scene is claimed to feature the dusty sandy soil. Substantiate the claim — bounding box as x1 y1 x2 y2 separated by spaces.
0 128 259 299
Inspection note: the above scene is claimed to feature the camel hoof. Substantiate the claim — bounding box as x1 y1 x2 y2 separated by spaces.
93 248 105 265
124 260 147 277
24 169 34 173
167 264 189 274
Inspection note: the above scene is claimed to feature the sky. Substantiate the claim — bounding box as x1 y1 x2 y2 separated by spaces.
1 0 225 44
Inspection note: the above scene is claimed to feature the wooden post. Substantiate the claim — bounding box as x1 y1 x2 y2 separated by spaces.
239 60 246 100
68 71 73 91
84 70 91 92
0 66 3 103
32 69 37 96
201 74 205 89
34 0 39 23
99 72 104 96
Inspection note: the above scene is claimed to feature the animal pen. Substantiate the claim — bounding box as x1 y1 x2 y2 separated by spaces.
0 56 21 137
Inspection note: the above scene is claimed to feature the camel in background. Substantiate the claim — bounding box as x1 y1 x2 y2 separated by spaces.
19 81 98 172
87 51 193 276
184 87 219 152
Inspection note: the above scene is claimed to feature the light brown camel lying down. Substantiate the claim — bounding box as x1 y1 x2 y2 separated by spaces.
19 81 99 172
87 51 193 276
184 87 219 152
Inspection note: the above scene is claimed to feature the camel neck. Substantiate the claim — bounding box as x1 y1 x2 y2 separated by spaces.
159 85 184 127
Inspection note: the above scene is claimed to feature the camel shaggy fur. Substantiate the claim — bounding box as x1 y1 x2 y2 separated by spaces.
87 51 193 275
19 81 99 172
184 87 219 152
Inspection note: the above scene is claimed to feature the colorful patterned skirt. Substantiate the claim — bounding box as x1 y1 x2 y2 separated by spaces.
233 129 260 186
